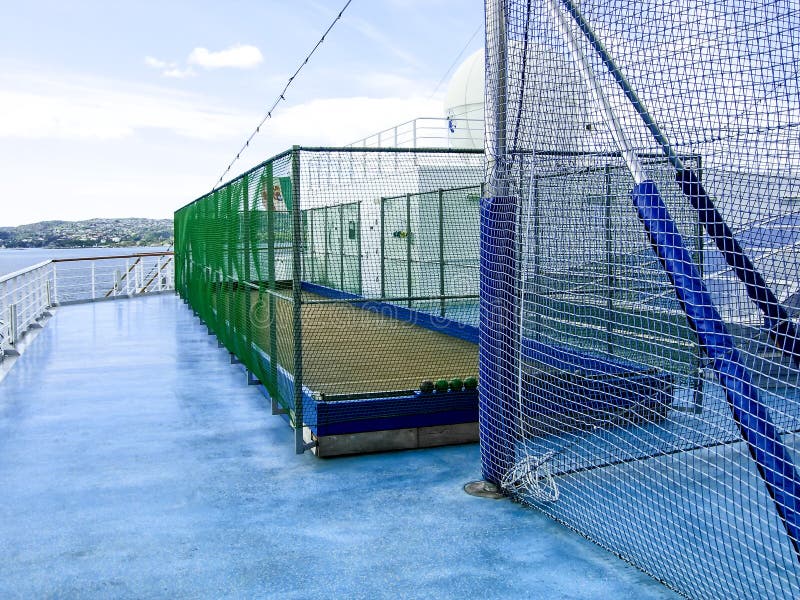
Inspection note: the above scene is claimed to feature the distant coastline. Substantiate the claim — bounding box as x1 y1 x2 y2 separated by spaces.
0 218 173 249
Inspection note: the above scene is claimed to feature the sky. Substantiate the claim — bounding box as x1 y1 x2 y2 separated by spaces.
0 0 484 226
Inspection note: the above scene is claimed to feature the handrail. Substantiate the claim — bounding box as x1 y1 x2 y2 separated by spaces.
0 260 53 285
52 251 174 263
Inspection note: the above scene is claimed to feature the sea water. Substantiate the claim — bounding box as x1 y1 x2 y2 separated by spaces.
0 246 170 278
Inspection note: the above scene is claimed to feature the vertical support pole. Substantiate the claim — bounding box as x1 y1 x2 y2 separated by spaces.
532 176 541 335
266 163 280 415
243 173 252 353
291 146 305 454
8 304 18 345
91 262 96 299
380 197 386 299
439 189 446 317
53 265 59 304
604 164 614 355
480 0 518 485
412 120 417 148
46 279 52 308
692 154 705 413
406 193 413 308
357 202 363 296
323 208 329 284
339 204 345 290
309 210 316 282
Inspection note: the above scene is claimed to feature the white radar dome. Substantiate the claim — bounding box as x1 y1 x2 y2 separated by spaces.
444 49 485 150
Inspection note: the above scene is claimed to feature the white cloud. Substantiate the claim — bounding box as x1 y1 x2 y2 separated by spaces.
0 72 256 141
144 56 169 70
144 55 195 79
266 95 444 146
188 45 263 70
162 67 195 79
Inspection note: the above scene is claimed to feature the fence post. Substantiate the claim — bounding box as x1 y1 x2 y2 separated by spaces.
243 172 252 353
380 198 386 299
266 163 280 416
605 164 614 354
339 204 345 290
291 146 306 453
439 189 446 317
406 193 413 308
357 202 363 296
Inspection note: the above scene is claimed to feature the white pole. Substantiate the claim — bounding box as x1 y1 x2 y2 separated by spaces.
547 0 646 184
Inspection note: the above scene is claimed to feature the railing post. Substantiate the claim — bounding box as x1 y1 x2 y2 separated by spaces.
8 303 17 346
90 262 96 299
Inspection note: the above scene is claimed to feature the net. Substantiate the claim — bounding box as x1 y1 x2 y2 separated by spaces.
175 147 484 448
482 0 800 597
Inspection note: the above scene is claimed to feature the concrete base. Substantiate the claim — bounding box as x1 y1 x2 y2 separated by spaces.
304 421 479 457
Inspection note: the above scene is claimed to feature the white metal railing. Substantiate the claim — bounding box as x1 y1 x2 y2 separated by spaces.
346 116 484 149
0 252 174 359
0 260 53 357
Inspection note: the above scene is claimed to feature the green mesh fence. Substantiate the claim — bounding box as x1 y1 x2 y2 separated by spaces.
175 147 484 439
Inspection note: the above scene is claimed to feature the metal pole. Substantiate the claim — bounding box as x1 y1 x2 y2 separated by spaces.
357 202 363 295
309 209 316 282
406 193 413 308
339 204 345 290
8 304 17 345
324 208 329 284
439 189 446 317
605 164 614 355
91 262 96 299
266 163 279 414
53 265 59 304
380 198 386 299
243 173 252 350
487 0 508 196
291 146 305 453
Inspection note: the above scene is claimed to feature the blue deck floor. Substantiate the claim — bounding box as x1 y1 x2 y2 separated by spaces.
0 294 678 599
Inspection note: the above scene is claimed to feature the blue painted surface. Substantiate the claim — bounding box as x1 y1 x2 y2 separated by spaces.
479 196 520 484
306 389 479 436
634 180 800 561
0 295 678 598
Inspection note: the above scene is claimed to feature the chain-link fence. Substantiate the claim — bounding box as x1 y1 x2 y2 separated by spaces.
175 147 484 451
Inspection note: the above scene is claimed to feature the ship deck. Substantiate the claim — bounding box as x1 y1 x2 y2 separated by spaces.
0 294 677 598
